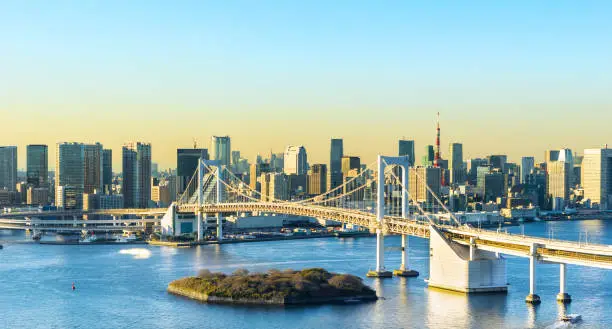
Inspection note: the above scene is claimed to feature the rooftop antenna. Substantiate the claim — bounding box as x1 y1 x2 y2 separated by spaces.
193 138 197 149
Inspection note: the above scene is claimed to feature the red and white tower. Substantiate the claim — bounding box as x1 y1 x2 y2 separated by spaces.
434 112 441 168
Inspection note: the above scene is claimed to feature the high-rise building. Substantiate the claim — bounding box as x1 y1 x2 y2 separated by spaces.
449 143 464 185
421 145 435 167
26 145 48 188
307 164 327 195
398 140 415 166
249 162 272 192
582 148 612 210
211 136 231 167
484 170 505 202
521 157 535 184
231 151 241 166
27 187 49 206
177 148 209 198
547 160 571 203
56 142 84 209
409 166 441 205
284 145 308 175
329 138 344 190
83 143 103 194
545 148 573 206
151 183 171 207
122 142 152 208
0 146 17 191
466 158 488 186
102 149 113 194
573 155 583 186
261 173 288 201
488 155 507 173
341 156 360 178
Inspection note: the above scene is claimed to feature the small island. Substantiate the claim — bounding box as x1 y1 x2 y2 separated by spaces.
168 268 378 305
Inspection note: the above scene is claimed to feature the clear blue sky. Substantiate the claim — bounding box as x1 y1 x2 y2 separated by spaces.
1 1 611 169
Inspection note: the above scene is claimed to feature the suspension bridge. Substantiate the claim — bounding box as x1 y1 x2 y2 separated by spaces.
3 155 612 304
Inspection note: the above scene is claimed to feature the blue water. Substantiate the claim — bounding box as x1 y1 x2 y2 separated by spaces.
1 220 612 329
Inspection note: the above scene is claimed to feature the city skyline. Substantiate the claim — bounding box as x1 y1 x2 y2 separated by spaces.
1 1 611 170
2 135 609 172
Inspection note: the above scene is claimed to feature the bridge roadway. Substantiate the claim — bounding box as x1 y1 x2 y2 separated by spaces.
3 202 612 269
178 202 612 270
0 208 167 219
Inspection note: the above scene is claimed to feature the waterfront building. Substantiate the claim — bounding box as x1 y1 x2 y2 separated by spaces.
547 160 571 204
56 142 84 209
211 136 231 167
102 149 113 194
83 192 100 211
573 155 583 186
0 146 17 191
521 157 535 184
26 144 48 187
329 139 344 190
582 148 612 210
177 148 209 198
398 139 415 166
546 149 573 205
122 142 152 208
27 187 49 205
284 145 308 175
99 194 124 209
83 143 103 194
449 142 465 185
307 164 327 195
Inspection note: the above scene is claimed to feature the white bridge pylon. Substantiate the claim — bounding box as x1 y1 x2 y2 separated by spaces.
368 155 418 278
196 159 223 242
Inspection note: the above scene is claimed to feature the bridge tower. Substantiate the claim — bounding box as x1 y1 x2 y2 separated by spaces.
367 155 416 278
196 159 224 242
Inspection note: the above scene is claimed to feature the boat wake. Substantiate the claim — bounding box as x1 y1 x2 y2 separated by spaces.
118 248 152 259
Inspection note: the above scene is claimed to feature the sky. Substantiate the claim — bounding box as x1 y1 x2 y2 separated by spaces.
1 1 611 170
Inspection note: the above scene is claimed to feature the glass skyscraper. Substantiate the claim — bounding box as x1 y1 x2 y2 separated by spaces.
329 138 343 190
0 146 17 191
211 136 231 167
27 144 48 187
56 142 84 209
122 142 152 208
398 140 415 166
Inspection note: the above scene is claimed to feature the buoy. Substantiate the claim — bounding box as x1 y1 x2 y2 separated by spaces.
72 282 76 291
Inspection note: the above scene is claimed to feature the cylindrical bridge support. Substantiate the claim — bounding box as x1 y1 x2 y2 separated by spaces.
196 211 203 242
526 243 541 304
394 234 419 277
216 215 223 242
376 229 384 272
556 263 571 303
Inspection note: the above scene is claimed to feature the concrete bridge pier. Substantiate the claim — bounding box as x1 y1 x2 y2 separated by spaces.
526 243 541 304
427 226 507 293
367 229 392 278
394 234 419 277
556 263 571 303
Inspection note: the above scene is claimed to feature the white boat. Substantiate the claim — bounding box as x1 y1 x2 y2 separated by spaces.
118 231 138 243
560 314 582 324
